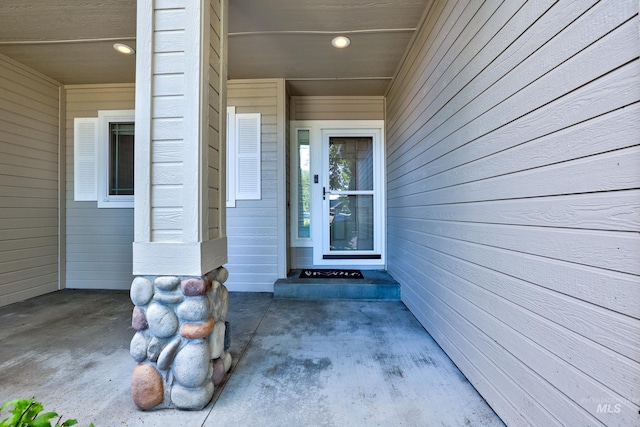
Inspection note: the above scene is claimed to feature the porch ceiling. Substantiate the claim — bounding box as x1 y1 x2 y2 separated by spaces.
0 0 430 96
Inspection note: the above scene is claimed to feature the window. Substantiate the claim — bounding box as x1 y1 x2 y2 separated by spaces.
296 129 311 239
73 110 135 208
108 122 134 196
98 110 135 207
290 127 312 246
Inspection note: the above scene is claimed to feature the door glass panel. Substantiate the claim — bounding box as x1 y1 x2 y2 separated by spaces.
327 136 375 252
329 137 373 192
297 130 311 238
329 195 374 251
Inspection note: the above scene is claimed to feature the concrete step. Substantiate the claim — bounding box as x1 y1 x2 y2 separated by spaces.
274 269 400 300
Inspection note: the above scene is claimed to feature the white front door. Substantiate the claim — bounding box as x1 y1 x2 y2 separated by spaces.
319 127 384 264
290 120 385 267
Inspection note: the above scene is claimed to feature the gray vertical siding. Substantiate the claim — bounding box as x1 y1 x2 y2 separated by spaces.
0 55 61 307
226 79 286 291
386 1 640 426
65 84 135 290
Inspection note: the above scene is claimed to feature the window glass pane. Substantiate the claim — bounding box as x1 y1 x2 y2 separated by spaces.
297 130 310 239
109 123 134 196
329 137 373 192
329 195 373 251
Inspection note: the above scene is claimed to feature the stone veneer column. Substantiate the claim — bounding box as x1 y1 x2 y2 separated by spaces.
132 0 228 411
129 267 231 410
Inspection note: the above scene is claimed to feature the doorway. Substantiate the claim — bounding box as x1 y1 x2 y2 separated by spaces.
290 121 385 268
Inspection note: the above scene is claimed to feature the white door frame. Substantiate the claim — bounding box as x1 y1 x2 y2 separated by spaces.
290 120 386 267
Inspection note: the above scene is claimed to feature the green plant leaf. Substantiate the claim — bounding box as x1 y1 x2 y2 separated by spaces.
0 399 20 412
0 400 87 427
1 398 40 427
31 411 58 426
28 401 44 418
29 420 53 427
33 411 58 421
1 398 29 414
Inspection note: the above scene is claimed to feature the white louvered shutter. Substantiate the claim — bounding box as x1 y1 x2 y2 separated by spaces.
235 113 261 200
226 106 236 207
74 117 98 201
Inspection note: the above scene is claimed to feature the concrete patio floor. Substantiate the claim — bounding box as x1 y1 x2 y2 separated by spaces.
0 290 505 427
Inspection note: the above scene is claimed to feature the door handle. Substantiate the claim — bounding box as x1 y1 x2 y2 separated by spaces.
323 187 328 200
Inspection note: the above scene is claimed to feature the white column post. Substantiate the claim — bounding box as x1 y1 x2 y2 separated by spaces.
129 0 230 411
133 0 227 274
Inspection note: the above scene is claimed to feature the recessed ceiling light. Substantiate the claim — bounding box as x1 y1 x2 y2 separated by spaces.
113 43 135 55
331 36 351 49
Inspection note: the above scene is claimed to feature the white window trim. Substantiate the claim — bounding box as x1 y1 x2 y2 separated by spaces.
97 109 135 208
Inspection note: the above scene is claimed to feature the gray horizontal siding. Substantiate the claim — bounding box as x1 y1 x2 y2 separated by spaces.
0 54 60 307
207 0 223 241
226 79 285 291
290 96 384 120
385 1 640 426
65 84 135 290
290 247 313 269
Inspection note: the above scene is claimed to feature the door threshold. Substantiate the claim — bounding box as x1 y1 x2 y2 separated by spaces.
323 254 381 260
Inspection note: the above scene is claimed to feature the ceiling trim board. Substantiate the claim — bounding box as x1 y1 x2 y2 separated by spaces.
0 37 136 46
286 77 393 81
229 28 416 37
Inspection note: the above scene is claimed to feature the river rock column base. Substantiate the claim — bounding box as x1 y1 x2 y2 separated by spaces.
129 267 231 410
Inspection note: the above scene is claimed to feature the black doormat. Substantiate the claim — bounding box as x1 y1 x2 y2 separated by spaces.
299 269 364 279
